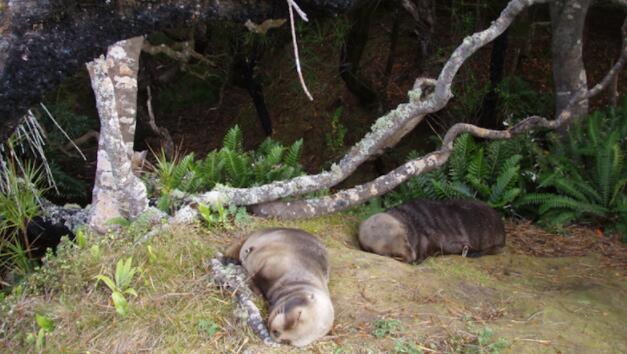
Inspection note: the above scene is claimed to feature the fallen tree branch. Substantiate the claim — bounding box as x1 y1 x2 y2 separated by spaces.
210 254 279 347
251 18 627 218
188 0 547 209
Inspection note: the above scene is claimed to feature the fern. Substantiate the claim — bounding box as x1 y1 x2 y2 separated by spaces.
197 151 224 189
223 125 243 152
467 148 488 184
383 136 529 213
486 140 518 180
536 195 608 217
448 133 476 183
220 148 251 187
284 139 304 167
489 163 519 205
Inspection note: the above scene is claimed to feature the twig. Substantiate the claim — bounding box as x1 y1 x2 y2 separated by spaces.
287 0 314 101
40 103 87 161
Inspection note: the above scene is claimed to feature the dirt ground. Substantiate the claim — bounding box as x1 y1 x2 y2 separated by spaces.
232 216 627 354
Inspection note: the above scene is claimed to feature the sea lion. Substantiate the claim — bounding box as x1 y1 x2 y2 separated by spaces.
358 199 505 264
225 228 334 347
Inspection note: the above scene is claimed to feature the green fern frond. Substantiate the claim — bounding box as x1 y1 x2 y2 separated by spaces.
257 137 279 156
594 146 613 206
486 140 517 180
586 111 602 148
466 174 491 197
495 187 521 207
499 154 522 175
489 165 519 203
542 210 578 227
610 177 627 206
467 148 488 183
284 139 304 167
516 193 562 206
221 148 250 187
449 133 476 183
198 151 224 189
537 195 608 217
550 177 589 202
266 145 284 167
451 181 475 198
223 125 243 152
431 180 455 200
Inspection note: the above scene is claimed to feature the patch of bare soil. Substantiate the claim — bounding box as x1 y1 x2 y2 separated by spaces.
243 215 627 353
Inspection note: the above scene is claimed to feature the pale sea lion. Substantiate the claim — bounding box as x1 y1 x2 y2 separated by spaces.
226 228 334 347
359 199 505 263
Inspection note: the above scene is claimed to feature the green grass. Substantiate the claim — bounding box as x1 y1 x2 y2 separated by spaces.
0 223 252 352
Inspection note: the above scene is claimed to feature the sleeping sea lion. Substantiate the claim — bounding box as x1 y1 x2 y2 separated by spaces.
358 199 505 263
225 228 334 347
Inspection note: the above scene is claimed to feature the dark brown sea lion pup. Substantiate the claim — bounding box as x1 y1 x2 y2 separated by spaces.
225 228 334 347
359 199 505 264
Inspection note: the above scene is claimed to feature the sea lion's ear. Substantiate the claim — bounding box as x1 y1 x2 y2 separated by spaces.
297 310 303 321
308 293 315 301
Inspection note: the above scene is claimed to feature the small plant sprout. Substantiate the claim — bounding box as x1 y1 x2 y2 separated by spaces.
197 319 220 338
75 229 87 249
372 318 403 338
33 314 55 351
146 245 158 264
198 202 230 229
95 257 139 316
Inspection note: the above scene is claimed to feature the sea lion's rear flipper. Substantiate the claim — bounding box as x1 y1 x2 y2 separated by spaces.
224 237 247 262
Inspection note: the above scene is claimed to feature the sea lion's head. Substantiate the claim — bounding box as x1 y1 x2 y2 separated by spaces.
268 290 334 347
358 212 416 263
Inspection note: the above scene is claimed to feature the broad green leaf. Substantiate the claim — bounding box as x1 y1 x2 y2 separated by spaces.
112 291 129 317
35 314 55 332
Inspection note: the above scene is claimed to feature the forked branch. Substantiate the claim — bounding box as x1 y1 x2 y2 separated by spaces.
188 0 547 210
251 18 627 219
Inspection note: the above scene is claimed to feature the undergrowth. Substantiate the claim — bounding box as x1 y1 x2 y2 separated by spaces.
517 98 627 236
148 125 305 213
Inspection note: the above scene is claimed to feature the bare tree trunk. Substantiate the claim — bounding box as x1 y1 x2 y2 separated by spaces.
399 0 435 71
339 0 380 108
550 0 592 128
87 37 148 234
477 29 510 129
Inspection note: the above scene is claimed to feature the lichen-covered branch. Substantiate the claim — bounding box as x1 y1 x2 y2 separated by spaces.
251 150 450 218
210 254 279 347
251 19 627 219
87 38 148 234
189 0 547 209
